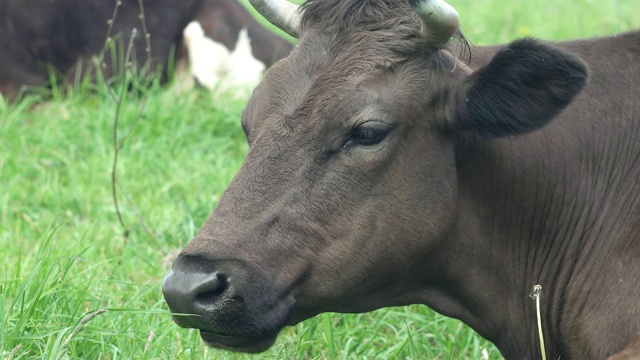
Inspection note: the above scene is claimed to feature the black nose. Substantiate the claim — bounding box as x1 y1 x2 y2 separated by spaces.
162 254 296 352
162 256 230 329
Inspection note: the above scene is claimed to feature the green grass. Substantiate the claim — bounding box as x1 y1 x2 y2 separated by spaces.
1 0 639 359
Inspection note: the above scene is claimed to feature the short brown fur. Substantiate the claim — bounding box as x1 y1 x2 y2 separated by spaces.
164 1 640 358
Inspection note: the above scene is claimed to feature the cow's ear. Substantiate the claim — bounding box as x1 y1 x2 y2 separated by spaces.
452 38 588 137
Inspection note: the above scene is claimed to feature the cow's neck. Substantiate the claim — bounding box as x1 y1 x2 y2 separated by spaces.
428 133 601 359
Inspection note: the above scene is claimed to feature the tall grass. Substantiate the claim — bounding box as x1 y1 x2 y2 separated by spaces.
1 0 639 358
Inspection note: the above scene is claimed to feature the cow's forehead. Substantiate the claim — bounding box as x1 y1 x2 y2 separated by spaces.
263 55 381 138
249 1 444 140
300 0 418 36
266 30 431 127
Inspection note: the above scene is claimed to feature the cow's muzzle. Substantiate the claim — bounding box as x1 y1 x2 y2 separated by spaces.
162 255 295 352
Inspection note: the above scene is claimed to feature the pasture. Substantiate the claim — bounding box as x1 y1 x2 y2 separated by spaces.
1 0 639 358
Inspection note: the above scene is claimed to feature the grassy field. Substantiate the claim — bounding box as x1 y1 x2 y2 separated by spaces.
1 0 639 359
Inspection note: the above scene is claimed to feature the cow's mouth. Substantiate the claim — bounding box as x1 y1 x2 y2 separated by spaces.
200 330 279 353
163 255 301 353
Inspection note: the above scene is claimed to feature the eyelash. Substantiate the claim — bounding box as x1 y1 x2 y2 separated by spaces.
343 124 392 149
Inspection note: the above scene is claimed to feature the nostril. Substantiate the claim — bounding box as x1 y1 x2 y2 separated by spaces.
194 273 228 307
163 268 231 317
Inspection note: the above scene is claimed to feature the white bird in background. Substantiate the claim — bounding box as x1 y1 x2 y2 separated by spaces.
182 21 265 97
182 21 231 90
227 28 266 90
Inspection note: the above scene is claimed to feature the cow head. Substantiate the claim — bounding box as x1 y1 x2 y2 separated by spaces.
162 0 587 352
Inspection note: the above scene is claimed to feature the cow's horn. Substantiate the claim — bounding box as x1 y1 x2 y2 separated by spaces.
408 0 460 43
249 0 301 38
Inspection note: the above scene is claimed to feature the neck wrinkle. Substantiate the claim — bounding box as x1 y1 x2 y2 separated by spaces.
433 204 559 360
443 133 592 359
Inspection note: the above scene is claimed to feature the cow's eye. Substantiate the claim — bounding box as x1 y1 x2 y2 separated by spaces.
343 122 392 149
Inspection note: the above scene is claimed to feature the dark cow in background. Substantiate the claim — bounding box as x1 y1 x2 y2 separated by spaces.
163 0 640 358
191 0 292 68
178 0 293 95
0 0 293 100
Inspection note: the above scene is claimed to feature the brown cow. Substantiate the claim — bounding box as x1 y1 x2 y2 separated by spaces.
0 0 292 101
162 0 640 358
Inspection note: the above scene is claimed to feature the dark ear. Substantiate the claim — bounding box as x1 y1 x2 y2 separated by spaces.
454 38 588 137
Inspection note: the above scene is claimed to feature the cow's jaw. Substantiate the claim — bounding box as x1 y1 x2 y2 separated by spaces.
199 330 279 353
